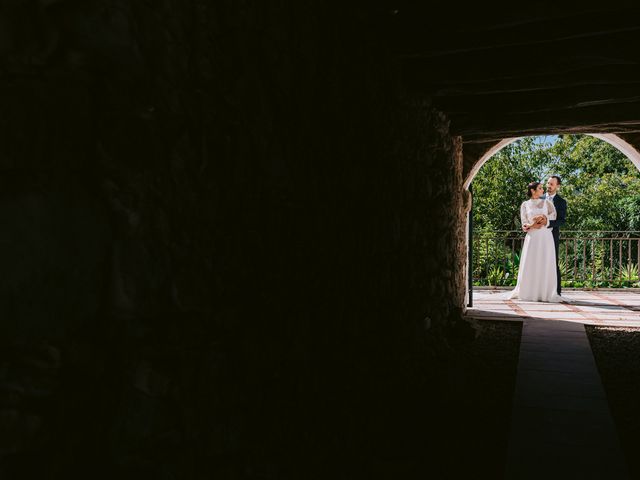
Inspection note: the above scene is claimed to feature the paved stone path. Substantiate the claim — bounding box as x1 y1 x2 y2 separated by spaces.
469 289 640 326
466 290 639 479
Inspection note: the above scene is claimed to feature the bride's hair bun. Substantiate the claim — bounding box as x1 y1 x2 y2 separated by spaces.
526 181 541 198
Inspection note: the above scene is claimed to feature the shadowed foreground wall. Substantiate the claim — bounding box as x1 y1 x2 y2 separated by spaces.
0 2 468 478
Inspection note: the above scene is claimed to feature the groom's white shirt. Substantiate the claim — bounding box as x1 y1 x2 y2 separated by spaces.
543 193 555 227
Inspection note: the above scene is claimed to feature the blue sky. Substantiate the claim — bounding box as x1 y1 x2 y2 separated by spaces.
532 135 559 145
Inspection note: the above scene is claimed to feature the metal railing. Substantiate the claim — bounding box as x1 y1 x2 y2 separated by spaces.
473 230 640 288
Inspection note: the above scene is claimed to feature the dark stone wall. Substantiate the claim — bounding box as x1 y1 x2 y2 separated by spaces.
0 2 469 478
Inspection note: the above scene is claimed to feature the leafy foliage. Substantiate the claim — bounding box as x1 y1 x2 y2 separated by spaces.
472 135 640 288
472 135 640 232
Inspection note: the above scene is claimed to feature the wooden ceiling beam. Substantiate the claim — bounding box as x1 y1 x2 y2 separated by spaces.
422 65 640 96
462 124 640 146
433 83 640 116
451 100 640 136
401 21 640 60
389 5 640 56
402 31 640 89
460 124 640 144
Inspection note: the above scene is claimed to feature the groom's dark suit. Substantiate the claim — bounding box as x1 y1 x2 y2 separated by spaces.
547 194 567 294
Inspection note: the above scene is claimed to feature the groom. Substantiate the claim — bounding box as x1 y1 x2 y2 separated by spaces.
544 175 567 295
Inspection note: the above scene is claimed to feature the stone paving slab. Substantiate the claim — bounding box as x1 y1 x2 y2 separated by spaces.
465 293 638 476
507 440 628 479
504 317 629 479
513 391 610 412
515 366 602 390
469 290 640 327
519 341 592 356
511 406 618 443
519 355 597 374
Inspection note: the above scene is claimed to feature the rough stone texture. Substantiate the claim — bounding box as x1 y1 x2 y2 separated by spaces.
0 2 470 478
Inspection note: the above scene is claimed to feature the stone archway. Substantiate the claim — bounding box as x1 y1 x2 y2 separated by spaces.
464 134 640 190
462 133 640 306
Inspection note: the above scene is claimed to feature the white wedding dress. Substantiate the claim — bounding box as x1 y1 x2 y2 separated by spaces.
506 198 564 303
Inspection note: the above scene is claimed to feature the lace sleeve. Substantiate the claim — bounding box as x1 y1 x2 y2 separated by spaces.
520 201 531 226
546 199 557 221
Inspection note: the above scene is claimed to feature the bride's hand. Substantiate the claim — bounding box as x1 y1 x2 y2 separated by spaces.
528 220 544 230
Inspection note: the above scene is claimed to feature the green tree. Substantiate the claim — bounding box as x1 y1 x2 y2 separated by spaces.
472 135 640 233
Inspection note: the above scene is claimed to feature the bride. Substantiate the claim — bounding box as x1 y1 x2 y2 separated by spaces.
506 181 564 303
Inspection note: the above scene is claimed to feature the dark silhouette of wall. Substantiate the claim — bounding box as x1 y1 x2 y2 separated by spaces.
0 2 472 478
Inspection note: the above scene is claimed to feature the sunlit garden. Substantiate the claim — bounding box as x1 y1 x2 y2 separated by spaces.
471 135 640 288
